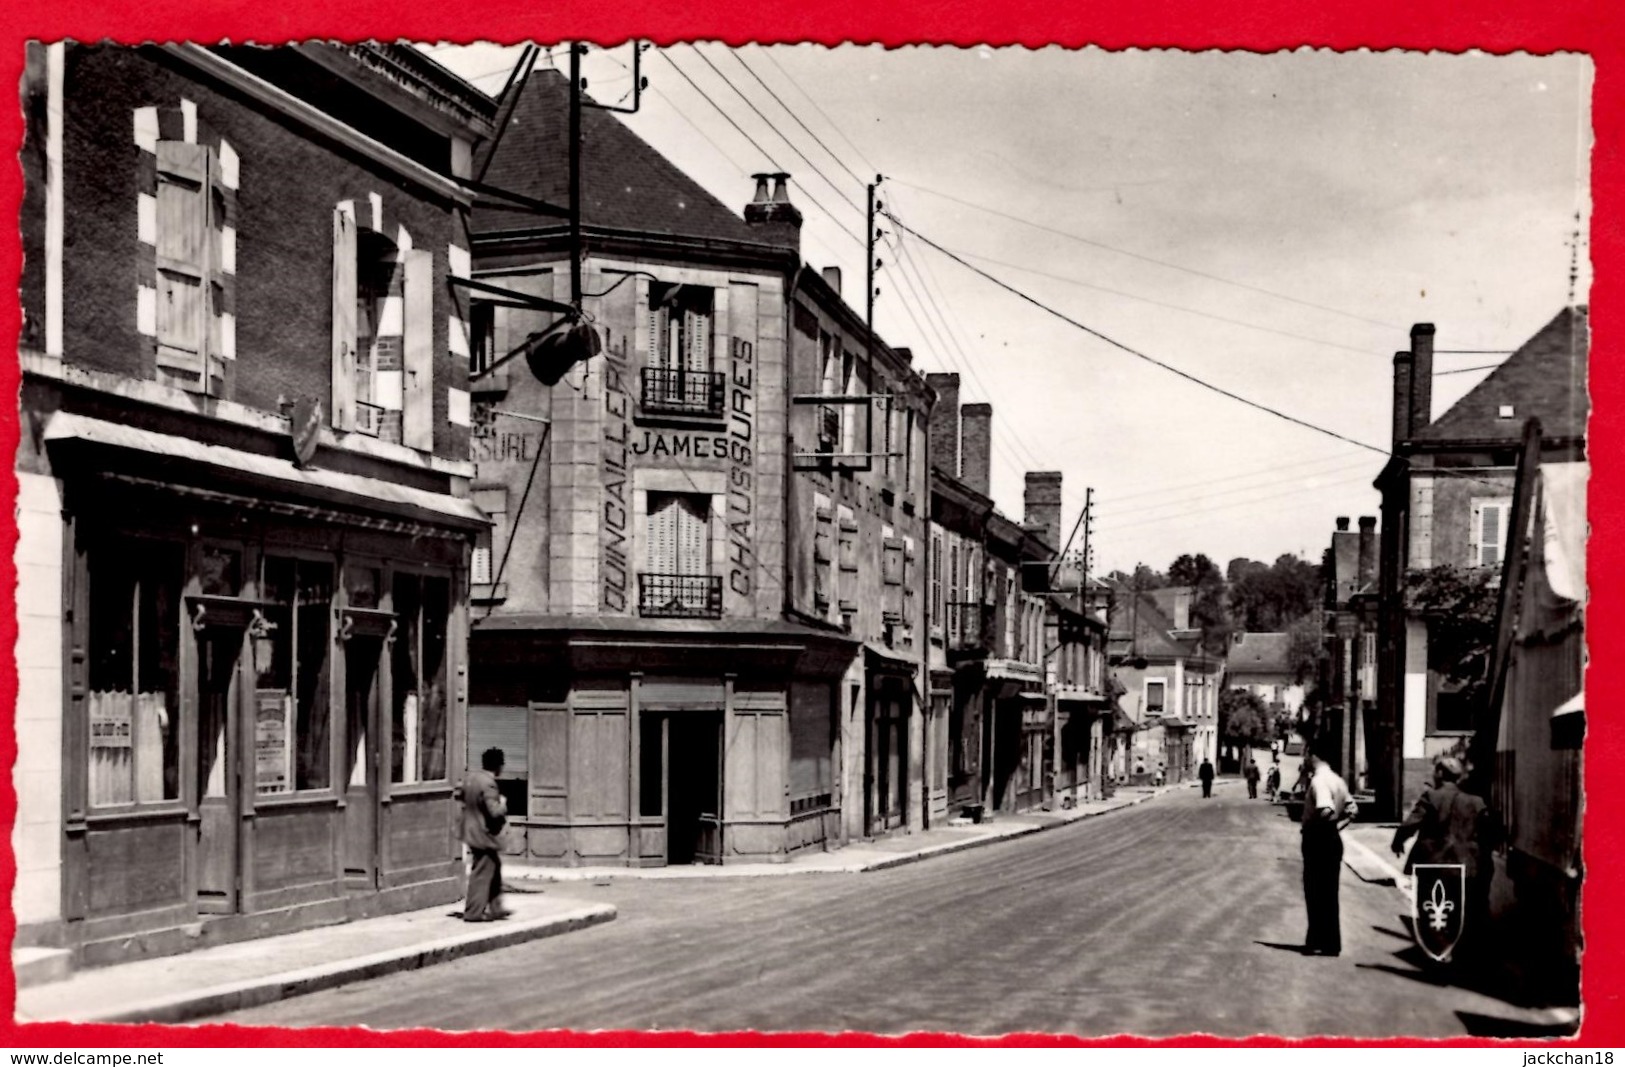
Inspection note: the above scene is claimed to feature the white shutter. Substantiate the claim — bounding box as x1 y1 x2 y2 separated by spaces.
676 495 709 575
685 306 709 372
647 493 677 573
401 248 434 452
331 204 358 431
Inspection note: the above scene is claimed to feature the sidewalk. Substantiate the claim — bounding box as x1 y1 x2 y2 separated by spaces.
16 892 616 1026
505 780 1202 885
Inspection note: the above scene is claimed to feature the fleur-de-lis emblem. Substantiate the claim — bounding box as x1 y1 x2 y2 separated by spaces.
1422 877 1456 931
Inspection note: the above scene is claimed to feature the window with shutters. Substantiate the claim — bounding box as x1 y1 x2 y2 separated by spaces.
470 487 509 599
929 529 944 636
642 282 724 417
1469 496 1513 569
331 202 434 451
901 537 917 645
152 141 232 394
882 535 905 628
640 492 720 618
813 494 834 614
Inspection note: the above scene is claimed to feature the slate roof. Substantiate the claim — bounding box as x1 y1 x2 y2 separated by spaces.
472 68 769 248
1416 306 1589 443
1228 632 1294 676
1106 586 1194 660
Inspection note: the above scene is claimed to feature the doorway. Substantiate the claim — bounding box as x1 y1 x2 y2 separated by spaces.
194 625 243 914
343 635 384 889
664 712 722 865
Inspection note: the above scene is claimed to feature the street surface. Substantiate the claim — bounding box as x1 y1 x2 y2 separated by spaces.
219 785 1558 1038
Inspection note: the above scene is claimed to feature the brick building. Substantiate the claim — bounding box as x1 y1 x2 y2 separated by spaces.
461 68 932 866
15 43 493 965
1373 308 1587 817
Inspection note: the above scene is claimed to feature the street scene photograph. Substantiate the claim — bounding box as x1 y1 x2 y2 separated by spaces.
9 40 1590 1041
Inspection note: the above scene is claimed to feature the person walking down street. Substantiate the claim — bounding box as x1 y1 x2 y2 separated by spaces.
458 746 510 923
1300 743 1359 956
1391 756 1498 959
1198 757 1215 798
1243 758 1261 799
1265 763 1282 802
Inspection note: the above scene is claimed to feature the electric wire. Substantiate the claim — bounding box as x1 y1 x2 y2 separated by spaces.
758 49 883 179
730 49 870 191
882 209 1389 457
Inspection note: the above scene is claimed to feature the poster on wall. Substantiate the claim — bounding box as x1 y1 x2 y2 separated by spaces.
255 689 292 794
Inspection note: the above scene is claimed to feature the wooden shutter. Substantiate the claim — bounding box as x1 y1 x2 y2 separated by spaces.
647 493 678 572
676 495 708 575
401 248 434 452
155 142 209 385
331 205 358 431
528 701 569 820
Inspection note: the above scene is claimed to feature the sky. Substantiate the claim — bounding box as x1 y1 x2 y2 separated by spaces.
426 42 1592 578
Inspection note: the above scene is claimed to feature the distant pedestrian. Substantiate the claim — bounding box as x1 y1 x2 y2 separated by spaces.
1154 763 1166 787
1391 756 1499 959
1198 758 1215 798
458 746 510 923
1265 764 1282 802
1301 742 1359 956
1244 758 1261 799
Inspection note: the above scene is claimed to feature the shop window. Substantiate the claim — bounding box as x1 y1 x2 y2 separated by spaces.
86 540 182 806
790 682 833 812
331 203 433 450
392 572 451 783
258 557 334 794
469 704 528 818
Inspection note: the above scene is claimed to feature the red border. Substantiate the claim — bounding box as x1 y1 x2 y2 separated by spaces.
0 0 1618 1048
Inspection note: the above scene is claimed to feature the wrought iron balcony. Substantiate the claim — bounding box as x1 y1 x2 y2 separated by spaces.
639 572 723 619
641 367 726 418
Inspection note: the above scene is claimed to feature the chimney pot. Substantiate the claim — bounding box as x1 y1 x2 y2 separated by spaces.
1336 516 1350 531
821 266 842 296
750 173 772 204
771 172 792 203
745 172 801 252
894 346 913 365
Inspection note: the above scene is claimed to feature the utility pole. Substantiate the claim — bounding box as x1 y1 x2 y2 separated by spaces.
866 176 883 339
568 43 583 309
1079 487 1093 614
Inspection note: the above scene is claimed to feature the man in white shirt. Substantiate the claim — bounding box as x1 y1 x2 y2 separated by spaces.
1301 745 1359 956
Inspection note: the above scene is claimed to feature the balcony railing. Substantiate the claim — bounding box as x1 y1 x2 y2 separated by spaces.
944 601 992 652
639 572 723 619
641 367 726 418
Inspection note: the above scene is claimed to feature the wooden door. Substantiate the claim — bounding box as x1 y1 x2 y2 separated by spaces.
195 626 243 913
343 636 384 888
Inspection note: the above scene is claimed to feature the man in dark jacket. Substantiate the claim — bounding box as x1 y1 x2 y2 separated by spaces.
1392 756 1496 954
1243 758 1261 799
1198 757 1215 798
459 747 509 922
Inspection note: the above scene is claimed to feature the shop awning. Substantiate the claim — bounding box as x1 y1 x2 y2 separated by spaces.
1552 692 1583 720
864 642 921 675
45 411 489 531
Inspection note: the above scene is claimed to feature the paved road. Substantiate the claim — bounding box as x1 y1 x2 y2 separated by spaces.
220 785 1556 1038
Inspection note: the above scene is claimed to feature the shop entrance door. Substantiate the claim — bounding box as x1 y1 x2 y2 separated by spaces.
194 626 243 914
666 712 722 865
343 635 384 889
870 692 907 834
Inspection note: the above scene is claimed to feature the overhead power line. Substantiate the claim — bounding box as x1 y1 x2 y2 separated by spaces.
889 178 1406 334
758 49 882 178
882 210 1389 457
730 50 870 192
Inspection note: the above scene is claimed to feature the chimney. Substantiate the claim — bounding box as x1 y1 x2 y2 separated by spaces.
893 346 913 366
1392 350 1414 444
1409 323 1435 434
1358 516 1377 587
925 372 960 478
1336 516 1350 532
1024 471 1063 548
744 171 802 252
1173 588 1191 631
961 403 993 496
821 266 842 297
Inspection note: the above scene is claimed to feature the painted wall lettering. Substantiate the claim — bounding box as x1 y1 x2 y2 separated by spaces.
601 335 630 612
727 337 755 596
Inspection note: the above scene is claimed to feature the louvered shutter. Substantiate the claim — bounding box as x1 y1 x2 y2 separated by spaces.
402 248 434 452
676 496 709 575
685 306 709 372
155 142 209 386
331 204 358 431
647 493 678 573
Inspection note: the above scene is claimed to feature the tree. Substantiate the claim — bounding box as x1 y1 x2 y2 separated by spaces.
1227 552 1323 632
1219 687 1273 748
1168 553 1230 655
1407 565 1499 711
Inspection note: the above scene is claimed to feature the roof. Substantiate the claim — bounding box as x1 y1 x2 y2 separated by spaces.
473 68 769 249
1228 632 1294 675
1416 306 1589 443
1106 586 1195 660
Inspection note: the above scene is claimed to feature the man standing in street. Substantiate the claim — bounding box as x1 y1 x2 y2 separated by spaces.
1301 742 1359 956
458 746 510 923
1244 758 1261 799
1391 756 1497 959
1198 757 1215 798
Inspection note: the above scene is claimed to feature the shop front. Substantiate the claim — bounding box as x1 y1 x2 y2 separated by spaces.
34 415 483 962
864 646 920 837
468 618 856 867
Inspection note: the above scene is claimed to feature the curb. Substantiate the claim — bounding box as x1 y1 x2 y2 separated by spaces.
24 902 617 1026
1343 834 1411 891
